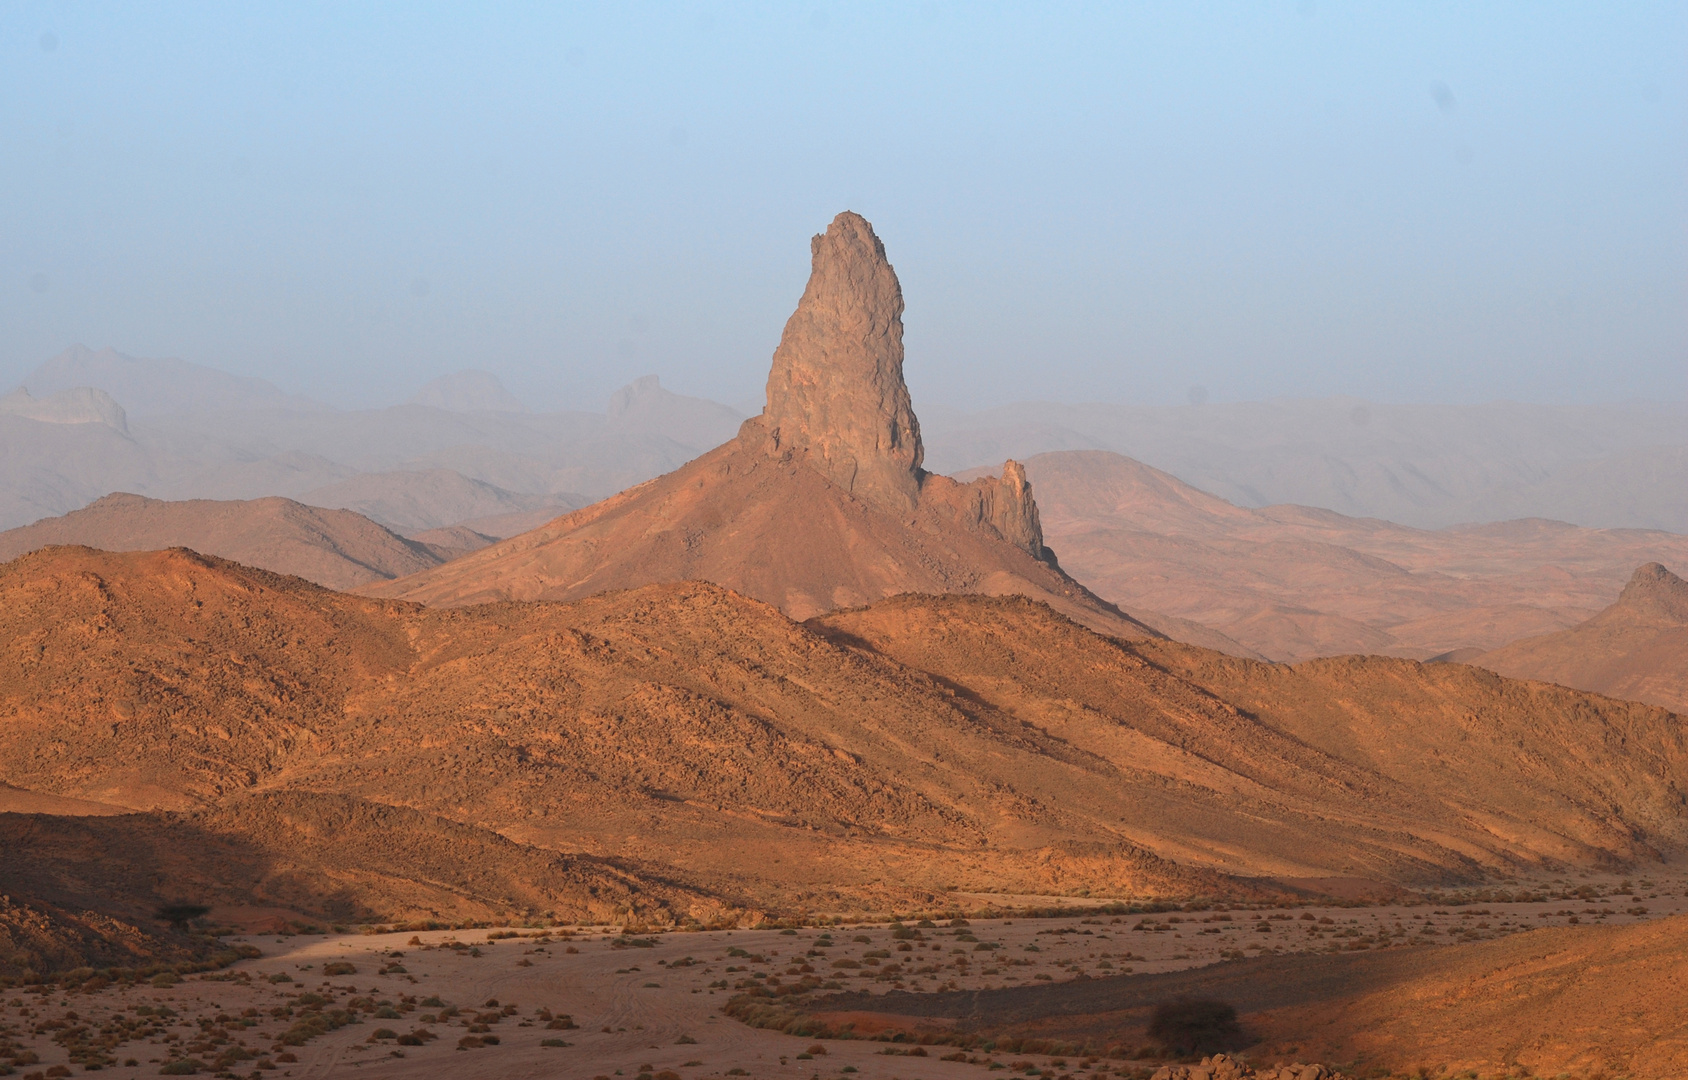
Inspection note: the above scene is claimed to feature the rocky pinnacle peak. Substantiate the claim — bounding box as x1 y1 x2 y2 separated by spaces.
763 211 924 511
1616 562 1688 623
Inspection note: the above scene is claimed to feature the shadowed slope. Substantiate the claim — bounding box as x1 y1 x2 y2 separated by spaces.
1476 562 1688 714
1 792 716 936
780 917 1688 1077
0 491 446 590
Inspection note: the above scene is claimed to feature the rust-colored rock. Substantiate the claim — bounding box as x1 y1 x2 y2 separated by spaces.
0 491 446 590
7 546 1688 917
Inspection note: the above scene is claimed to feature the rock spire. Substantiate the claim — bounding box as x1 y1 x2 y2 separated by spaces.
762 211 924 511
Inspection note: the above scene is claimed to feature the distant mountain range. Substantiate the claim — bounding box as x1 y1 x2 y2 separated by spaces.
994 450 1688 662
921 396 1688 533
6 345 1684 540
0 345 746 532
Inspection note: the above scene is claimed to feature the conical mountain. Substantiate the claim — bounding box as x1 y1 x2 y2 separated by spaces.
366 212 1217 645
1477 562 1688 714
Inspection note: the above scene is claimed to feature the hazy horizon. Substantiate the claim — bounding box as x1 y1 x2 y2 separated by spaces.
5 4 1684 412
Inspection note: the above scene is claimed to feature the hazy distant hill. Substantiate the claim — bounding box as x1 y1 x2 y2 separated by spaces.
992 451 1688 662
7 344 1684 540
22 344 325 417
296 468 573 533
0 492 446 590
406 369 526 412
922 397 1688 533
1477 562 1688 715
0 348 746 531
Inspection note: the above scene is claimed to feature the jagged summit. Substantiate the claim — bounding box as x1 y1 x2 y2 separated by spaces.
762 211 923 511
1615 562 1688 623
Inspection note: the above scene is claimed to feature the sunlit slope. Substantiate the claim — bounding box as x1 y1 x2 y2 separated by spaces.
5 547 1685 911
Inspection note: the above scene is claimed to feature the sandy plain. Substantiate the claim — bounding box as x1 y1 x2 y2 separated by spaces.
4 875 1684 1080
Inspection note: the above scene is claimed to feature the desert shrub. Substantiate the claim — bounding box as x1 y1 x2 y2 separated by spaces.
158 1060 203 1075
322 962 356 976
155 904 211 931
1146 998 1243 1055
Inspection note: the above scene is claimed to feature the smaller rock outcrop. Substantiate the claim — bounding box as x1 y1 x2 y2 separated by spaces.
919 459 1049 561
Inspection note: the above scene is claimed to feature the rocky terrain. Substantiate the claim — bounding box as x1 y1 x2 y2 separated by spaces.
5 546 1686 922
2 891 1685 1079
981 451 1688 661
2 212 1684 1080
1477 562 1688 715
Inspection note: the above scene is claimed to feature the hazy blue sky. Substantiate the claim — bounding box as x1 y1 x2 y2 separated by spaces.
3 2 1683 411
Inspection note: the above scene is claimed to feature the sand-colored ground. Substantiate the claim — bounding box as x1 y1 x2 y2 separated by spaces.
3 877 1683 1080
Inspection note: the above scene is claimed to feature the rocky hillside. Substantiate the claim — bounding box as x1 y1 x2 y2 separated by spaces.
1002 450 1688 661
4 546 1685 919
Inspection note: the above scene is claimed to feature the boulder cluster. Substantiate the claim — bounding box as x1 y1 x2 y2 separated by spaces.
1151 1056 1341 1080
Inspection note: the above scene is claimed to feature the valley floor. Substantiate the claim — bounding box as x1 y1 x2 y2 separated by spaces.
4 875 1684 1080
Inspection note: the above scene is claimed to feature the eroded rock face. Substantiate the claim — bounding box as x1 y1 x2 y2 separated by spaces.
920 459 1048 561
762 211 924 512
